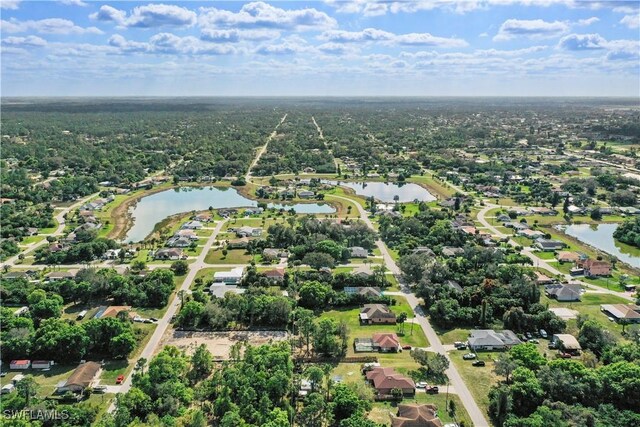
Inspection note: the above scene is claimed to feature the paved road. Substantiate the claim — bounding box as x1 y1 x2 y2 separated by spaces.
245 113 287 182
476 204 635 302
311 116 339 171
3 192 100 267
107 219 228 412
331 194 490 427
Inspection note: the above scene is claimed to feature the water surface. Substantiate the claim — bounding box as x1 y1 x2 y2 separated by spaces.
325 181 436 203
125 186 334 242
560 223 639 268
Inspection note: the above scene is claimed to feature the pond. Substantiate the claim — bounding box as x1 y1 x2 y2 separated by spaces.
560 223 640 268
325 181 436 203
124 186 335 242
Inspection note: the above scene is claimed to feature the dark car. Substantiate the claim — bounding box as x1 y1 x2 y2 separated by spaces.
150 317 158 322
426 386 439 394
402 345 412 350
472 360 486 367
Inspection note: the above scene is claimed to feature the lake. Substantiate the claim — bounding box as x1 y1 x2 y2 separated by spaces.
124 186 335 242
560 223 640 268
325 181 436 203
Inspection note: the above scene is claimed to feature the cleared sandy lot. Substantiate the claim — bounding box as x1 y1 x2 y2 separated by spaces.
164 330 289 359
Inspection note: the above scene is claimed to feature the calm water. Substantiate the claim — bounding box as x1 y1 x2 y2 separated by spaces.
124 187 335 242
325 181 436 203
560 223 639 268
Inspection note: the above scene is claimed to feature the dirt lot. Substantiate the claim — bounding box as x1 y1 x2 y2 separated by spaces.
164 330 289 359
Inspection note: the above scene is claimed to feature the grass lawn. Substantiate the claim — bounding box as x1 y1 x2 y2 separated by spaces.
321 301 429 350
408 174 456 199
19 235 46 247
450 349 503 415
433 327 471 345
204 248 257 264
369 392 471 426
534 251 557 260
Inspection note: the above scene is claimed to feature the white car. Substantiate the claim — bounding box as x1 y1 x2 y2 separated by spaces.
462 353 477 360
416 382 428 389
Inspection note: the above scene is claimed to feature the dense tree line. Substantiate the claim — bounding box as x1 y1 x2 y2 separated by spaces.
489 340 640 427
378 206 469 254
613 217 640 248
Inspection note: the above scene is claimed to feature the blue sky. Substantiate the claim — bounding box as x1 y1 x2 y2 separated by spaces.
1 0 639 96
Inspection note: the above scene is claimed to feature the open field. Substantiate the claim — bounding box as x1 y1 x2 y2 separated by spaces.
163 330 289 359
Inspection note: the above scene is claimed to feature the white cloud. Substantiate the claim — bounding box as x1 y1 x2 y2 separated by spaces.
199 2 336 31
1 35 47 47
577 16 599 26
1 18 103 34
255 36 310 55
200 28 279 43
620 14 640 29
319 28 468 48
91 4 197 28
59 0 87 6
106 33 237 56
317 42 352 55
1 0 21 10
558 33 606 50
493 19 569 41
326 0 581 16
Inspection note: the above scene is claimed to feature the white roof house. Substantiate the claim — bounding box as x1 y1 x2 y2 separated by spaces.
468 330 521 351
213 267 246 284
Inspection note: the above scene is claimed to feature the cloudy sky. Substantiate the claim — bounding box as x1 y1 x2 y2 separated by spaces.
1 0 638 96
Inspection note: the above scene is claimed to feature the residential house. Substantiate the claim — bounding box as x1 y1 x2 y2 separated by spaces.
32 360 54 369
459 226 478 235
534 271 555 285
236 226 262 238
182 220 203 230
344 287 383 298
444 280 463 293
545 283 582 302
581 259 611 277
535 239 566 252
10 360 31 370
360 304 396 325
193 213 212 222
175 229 199 240
600 304 640 323
519 228 545 239
227 237 250 249
94 305 132 319
441 247 464 257
557 251 580 263
262 248 288 260
263 268 286 282
209 284 246 299
298 190 315 199
46 271 76 282
244 207 264 216
154 248 184 260
528 207 557 216
372 333 400 352
352 264 375 279
467 329 521 351
349 246 369 258
3 272 27 280
213 267 245 285
56 362 101 394
365 367 415 395
391 404 444 427
412 246 435 256
552 334 582 355
167 236 192 248
354 338 375 352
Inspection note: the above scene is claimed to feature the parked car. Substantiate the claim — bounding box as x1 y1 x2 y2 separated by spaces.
557 352 572 359
525 332 533 339
528 339 539 344
402 345 412 350
150 317 158 322
116 375 125 384
454 341 467 350
472 360 486 367
462 353 477 360
426 386 439 394
539 329 548 339
416 382 428 389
